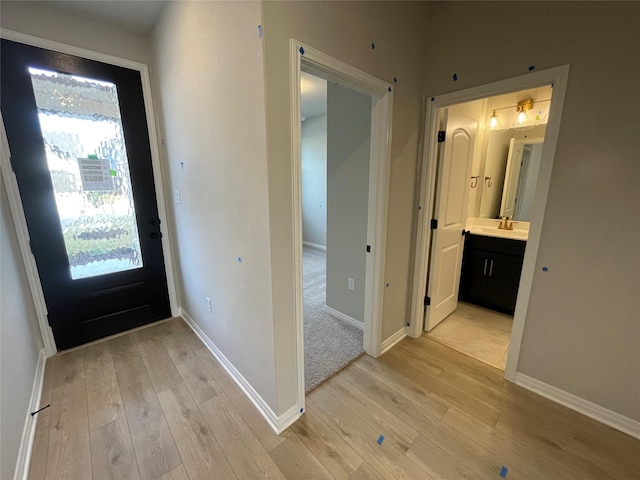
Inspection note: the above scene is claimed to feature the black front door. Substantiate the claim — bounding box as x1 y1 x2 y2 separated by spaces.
1 39 171 350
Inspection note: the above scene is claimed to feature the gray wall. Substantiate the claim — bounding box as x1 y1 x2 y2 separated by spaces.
301 115 327 247
263 1 431 413
424 1 640 421
1 177 43 480
325 83 371 323
0 1 152 64
151 1 278 411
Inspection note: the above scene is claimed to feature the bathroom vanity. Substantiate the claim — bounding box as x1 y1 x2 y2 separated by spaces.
459 221 527 315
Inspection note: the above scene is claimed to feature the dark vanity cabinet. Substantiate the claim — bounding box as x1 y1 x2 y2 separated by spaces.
459 234 526 314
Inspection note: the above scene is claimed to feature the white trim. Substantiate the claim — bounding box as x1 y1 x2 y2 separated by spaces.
515 372 640 440
408 66 570 384
302 241 327 251
139 69 179 318
0 117 56 357
1 29 146 71
0 30 181 351
291 41 392 414
180 308 300 434
13 349 46 480
323 305 364 331
380 327 407 355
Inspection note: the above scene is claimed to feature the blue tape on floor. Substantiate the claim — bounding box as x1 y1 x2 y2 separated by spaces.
377 435 384 445
500 466 508 478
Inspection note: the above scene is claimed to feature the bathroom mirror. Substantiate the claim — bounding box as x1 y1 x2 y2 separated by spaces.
499 138 544 221
478 125 546 221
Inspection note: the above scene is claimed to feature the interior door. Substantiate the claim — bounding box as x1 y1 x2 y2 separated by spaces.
425 108 476 331
1 39 171 350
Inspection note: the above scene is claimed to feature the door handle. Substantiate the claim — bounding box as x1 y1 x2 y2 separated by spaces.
489 259 494 276
483 259 488 275
150 232 163 240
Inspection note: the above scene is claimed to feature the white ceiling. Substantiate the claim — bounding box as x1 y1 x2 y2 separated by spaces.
301 71 327 120
30 0 168 36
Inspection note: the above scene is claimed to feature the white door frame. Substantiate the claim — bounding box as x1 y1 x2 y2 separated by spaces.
290 39 393 404
409 65 570 381
0 29 180 356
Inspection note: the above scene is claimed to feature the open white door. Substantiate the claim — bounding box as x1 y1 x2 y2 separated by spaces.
425 108 477 331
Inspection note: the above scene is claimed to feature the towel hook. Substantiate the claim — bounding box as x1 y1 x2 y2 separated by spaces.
470 176 479 188
485 176 493 188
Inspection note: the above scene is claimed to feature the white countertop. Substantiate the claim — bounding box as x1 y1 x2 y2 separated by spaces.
465 217 529 241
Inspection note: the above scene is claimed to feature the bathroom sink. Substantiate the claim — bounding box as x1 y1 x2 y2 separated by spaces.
467 226 528 241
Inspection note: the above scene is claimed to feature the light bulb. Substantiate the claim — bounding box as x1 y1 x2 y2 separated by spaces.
489 111 498 129
517 110 527 125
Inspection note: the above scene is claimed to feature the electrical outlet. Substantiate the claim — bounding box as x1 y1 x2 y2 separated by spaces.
206 296 212 313
348 277 355 291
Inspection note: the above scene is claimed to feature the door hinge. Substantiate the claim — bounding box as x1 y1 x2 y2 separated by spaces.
424 296 431 306
430 219 438 230
366 245 371 253
437 131 446 142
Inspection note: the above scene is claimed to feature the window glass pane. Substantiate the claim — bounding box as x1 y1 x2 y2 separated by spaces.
29 67 143 279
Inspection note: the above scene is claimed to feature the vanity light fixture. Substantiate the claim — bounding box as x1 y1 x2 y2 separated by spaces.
486 98 550 130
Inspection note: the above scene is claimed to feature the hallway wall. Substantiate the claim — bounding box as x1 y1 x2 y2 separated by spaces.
262 0 431 414
424 1 640 421
151 1 278 411
0 175 43 480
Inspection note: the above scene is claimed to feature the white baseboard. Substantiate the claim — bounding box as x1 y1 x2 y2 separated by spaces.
323 305 364 331
515 372 640 440
13 349 47 480
180 308 301 434
380 327 407 355
302 241 326 251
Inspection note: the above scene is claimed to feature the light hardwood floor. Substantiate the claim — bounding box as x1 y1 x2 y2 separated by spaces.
29 317 639 479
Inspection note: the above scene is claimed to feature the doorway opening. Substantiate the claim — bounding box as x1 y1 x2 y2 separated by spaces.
300 71 371 391
291 41 392 406
410 67 569 379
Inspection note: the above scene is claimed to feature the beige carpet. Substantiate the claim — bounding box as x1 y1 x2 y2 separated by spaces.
303 246 364 392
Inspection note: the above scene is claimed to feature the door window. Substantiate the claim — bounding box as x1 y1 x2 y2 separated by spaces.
29 67 143 279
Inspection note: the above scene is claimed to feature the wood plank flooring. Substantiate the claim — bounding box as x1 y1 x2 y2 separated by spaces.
28 318 640 480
